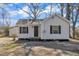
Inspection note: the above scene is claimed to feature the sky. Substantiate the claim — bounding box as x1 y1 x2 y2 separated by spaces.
0 3 79 26
0 3 60 26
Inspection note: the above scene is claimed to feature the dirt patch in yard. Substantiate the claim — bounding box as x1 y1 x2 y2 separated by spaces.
31 46 58 56
31 46 79 56
0 37 79 56
0 37 26 56
0 46 26 56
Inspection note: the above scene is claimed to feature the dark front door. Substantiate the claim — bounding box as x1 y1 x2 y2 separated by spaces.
34 26 38 37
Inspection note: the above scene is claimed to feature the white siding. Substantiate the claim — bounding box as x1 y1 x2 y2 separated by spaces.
14 15 69 39
17 24 41 38
41 16 69 39
17 24 29 38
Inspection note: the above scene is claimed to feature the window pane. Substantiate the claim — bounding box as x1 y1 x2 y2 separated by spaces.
20 27 28 34
50 26 61 34
50 26 52 34
59 26 61 34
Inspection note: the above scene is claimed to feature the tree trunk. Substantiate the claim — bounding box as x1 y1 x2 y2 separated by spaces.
66 3 71 21
72 6 79 39
72 24 76 39
60 3 64 17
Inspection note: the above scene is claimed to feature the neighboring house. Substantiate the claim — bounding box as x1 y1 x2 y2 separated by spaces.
9 14 70 40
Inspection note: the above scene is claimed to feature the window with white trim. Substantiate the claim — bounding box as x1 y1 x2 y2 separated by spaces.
20 27 28 34
50 25 61 34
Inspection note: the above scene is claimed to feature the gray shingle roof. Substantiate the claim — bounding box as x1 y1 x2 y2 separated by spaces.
16 19 44 25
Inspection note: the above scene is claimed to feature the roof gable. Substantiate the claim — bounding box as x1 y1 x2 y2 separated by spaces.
16 14 70 25
43 14 70 24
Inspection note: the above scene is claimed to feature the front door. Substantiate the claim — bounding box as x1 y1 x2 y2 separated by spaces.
34 26 38 37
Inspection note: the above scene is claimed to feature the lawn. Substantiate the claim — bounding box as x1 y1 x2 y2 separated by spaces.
0 37 79 56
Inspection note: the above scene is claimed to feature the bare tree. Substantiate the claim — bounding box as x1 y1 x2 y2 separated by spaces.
72 4 79 38
14 3 47 21
58 3 79 38
66 3 71 21
0 4 11 26
60 3 64 17
50 3 53 16
0 4 6 26
0 3 11 36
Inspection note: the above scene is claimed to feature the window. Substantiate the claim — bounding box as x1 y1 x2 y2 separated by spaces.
20 27 28 34
50 26 61 34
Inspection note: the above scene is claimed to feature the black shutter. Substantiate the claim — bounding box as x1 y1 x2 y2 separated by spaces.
59 26 61 34
27 27 28 33
50 26 52 34
20 27 21 34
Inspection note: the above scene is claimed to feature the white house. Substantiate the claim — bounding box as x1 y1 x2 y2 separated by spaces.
9 14 70 40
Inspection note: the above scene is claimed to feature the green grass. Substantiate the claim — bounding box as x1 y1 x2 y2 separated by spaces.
3 44 19 50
